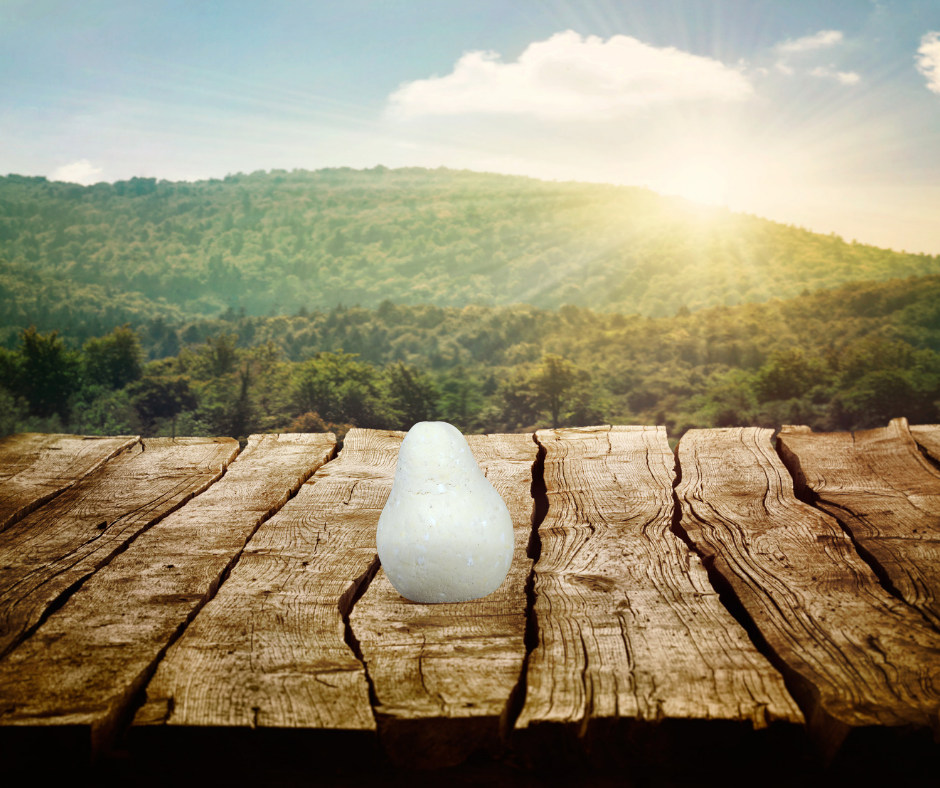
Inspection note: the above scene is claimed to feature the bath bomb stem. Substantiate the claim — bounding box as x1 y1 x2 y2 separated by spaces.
376 422 514 603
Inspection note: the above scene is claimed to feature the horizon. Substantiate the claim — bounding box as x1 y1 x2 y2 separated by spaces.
2 1 939 254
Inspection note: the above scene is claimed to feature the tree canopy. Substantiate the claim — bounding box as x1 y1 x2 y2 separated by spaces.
3 273 939 441
2 167 938 353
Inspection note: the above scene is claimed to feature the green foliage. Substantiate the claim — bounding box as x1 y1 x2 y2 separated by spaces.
14 327 82 419
202 334 239 377
83 324 143 389
836 370 924 427
128 376 197 434
1 168 938 349
293 352 385 428
385 362 439 430
753 349 830 403
3 273 940 440
3 165 937 440
692 369 760 428
71 385 137 436
530 354 583 429
0 384 28 435
437 367 485 433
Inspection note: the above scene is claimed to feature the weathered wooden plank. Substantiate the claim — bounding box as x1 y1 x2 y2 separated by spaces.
0 437 237 659
779 418 940 630
676 427 940 758
911 423 940 464
133 428 402 746
0 433 137 533
348 433 538 768
0 433 334 761
515 426 802 759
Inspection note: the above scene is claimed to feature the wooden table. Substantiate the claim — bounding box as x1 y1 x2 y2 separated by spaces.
1 421 939 784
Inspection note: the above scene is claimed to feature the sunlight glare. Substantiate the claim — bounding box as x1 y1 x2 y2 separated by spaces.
662 159 731 206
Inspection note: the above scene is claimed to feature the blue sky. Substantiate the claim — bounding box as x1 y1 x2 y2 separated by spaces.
2 0 939 253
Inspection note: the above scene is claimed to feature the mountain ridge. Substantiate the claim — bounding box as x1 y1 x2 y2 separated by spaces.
1 166 937 344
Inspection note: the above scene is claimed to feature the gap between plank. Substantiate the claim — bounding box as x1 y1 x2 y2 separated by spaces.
774 435 940 636
330 434 385 717
341 431 547 758
339 433 552 741
912 433 940 475
666 443 805 717
0 439 243 663
500 433 548 741
111 436 340 750
0 436 140 536
342 555 382 711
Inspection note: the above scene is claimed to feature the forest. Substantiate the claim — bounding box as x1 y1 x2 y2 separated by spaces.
2 167 939 354
2 272 939 442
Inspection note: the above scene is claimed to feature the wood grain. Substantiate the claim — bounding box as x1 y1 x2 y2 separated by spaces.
348 433 538 768
676 427 940 758
911 423 940 465
0 437 237 659
0 433 137 533
779 418 940 630
0 433 334 761
134 428 403 743
515 426 801 758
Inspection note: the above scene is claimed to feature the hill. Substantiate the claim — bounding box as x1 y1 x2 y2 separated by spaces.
1 167 938 347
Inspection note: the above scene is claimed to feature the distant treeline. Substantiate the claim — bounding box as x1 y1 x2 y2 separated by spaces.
3 274 939 440
1 167 938 348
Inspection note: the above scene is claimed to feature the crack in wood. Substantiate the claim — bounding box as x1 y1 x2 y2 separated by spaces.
778 421 940 634
131 430 394 740
0 439 240 662
500 437 548 747
676 426 940 763
516 426 801 770
346 432 539 769
342 554 382 709
0 435 139 535
0 433 335 762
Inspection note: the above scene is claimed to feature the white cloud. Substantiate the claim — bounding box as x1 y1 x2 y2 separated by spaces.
810 66 861 85
51 159 103 184
917 31 940 95
388 30 753 120
777 30 844 53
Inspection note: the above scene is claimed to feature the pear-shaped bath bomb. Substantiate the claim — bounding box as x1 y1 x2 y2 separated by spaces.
377 421 514 603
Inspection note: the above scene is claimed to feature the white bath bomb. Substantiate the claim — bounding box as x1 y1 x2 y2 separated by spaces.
377 421 514 603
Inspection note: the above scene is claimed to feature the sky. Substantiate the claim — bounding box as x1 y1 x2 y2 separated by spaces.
2 0 939 254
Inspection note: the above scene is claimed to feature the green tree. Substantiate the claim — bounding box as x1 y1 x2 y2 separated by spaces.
17 326 81 419
753 349 829 402
204 333 239 377
566 383 607 427
696 370 758 428
0 385 28 436
530 354 580 429
837 337 915 386
228 362 254 438
0 347 20 393
83 324 143 389
293 352 384 426
438 366 484 432
385 362 439 429
71 387 137 436
128 376 197 435
495 368 541 431
836 370 935 429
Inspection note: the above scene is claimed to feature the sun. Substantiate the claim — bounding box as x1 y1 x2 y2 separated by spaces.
660 159 731 207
